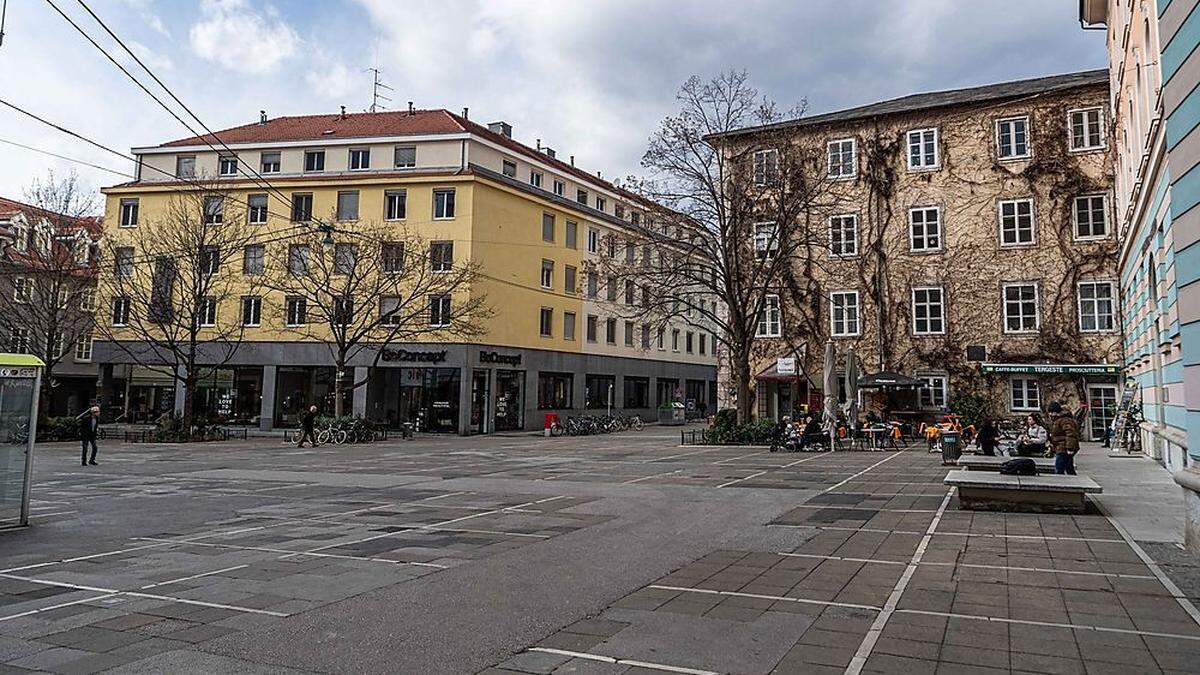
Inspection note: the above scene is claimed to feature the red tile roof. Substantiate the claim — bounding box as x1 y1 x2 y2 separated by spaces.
0 196 103 237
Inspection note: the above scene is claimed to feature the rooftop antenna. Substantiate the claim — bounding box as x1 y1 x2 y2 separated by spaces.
365 67 392 113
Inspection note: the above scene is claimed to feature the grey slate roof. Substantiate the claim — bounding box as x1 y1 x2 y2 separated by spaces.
711 69 1109 139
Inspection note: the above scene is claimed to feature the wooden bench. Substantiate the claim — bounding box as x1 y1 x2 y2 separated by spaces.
943 470 1103 513
955 455 1057 473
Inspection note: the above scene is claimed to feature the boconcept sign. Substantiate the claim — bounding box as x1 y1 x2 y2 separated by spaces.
380 349 448 363
479 351 522 366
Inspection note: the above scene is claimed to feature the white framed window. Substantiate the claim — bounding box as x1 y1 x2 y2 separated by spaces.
394 146 417 168
596 196 607 213
202 195 224 224
9 327 29 354
829 290 860 337
111 297 131 326
756 294 782 338
197 297 217 327
12 277 31 303
433 189 456 219
78 287 95 312
918 374 948 409
911 286 945 335
907 128 939 169
998 198 1035 246
304 150 325 172
587 228 599 253
285 296 307 327
538 307 553 337
542 213 555 242
530 171 544 188
540 259 554 289
241 296 262 327
1078 280 1116 332
119 198 139 227
908 206 941 252
430 295 452 327
553 180 565 197
577 189 588 206
218 155 238 176
1073 194 1108 239
242 244 265 275
752 149 779 186
827 138 856 179
247 194 268 225
200 245 220 275
385 190 407 221
996 116 1030 160
1069 107 1105 151
75 332 93 362
349 148 371 171
502 159 518 178
829 214 858 257
430 241 453 272
336 190 359 221
260 152 281 173
175 155 196 178
382 242 405 273
1010 377 1041 412
753 221 779 260
1002 282 1040 333
115 247 135 277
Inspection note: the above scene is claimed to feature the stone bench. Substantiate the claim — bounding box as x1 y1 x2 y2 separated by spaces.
943 470 1103 513
956 455 1057 473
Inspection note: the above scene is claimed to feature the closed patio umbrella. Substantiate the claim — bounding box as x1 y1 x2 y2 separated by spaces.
822 340 837 450
845 347 860 428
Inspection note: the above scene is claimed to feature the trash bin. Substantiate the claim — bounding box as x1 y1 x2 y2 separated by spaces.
543 413 560 437
940 430 962 465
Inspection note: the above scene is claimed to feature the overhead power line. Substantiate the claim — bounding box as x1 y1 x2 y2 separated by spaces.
0 136 133 177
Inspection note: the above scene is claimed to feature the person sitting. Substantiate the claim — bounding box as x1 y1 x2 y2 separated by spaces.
977 418 999 456
799 415 824 450
1015 415 1048 456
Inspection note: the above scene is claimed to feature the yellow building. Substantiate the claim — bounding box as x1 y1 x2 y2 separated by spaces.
98 109 717 433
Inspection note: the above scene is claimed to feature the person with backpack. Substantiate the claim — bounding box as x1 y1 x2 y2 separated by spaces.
1048 401 1081 475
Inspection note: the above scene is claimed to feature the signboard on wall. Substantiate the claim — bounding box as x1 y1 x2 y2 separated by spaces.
381 348 448 363
776 357 796 376
980 363 1119 375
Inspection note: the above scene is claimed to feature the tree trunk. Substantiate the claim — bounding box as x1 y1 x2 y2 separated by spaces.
333 357 345 418
38 364 54 420
734 351 754 424
181 373 195 432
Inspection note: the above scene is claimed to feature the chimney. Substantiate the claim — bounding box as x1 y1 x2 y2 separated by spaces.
596 170 602 179
407 101 414 115
487 121 512 138
259 110 267 125
570 155 575 167
462 107 469 119
536 138 541 150
541 147 556 159
340 105 346 119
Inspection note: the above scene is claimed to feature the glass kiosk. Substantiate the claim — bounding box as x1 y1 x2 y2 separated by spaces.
0 354 43 529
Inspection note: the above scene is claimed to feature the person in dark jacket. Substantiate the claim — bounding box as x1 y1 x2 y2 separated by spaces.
977 418 1000 456
78 406 100 466
1048 401 1081 475
297 405 319 447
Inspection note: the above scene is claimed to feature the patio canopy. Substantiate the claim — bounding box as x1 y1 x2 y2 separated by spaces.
857 371 923 389
755 362 802 382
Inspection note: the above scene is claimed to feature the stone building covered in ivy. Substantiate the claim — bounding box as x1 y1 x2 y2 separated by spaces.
712 70 1122 437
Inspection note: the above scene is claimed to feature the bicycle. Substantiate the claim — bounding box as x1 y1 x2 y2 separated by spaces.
316 422 347 445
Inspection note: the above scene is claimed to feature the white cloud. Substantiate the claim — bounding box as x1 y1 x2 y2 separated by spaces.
189 0 299 74
305 55 359 105
128 40 175 73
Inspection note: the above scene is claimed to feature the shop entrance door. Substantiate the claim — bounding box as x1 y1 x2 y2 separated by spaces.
493 370 523 431
1087 384 1118 442
470 370 490 434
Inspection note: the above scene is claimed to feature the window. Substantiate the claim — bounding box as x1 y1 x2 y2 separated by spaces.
830 290 860 336
219 155 238 176
621 320 633 347
12 277 31 303
291 193 313 222
429 295 451 327
288 244 310 276
286 296 307 326
175 155 196 178
553 180 565 197
756 294 782 338
394 145 416 168
700 333 708 355
79 288 95 312
1010 378 1040 412
304 150 325 172
912 287 945 335
586 315 598 342
671 328 680 351
641 324 651 349
1074 195 1107 239
530 171 544 188
996 117 1030 159
566 221 578 249
382 242 405 272
9 327 29 354
586 374 616 409
1003 283 1040 333
829 214 858 256
241 296 262 326
75 332 93 362
382 190 407 221
919 375 948 409
907 128 939 169
260 151 280 173
434 189 456 219
606 318 617 345
577 189 588 206
334 243 357 274
203 195 224 224
564 265 576 294
502 159 517 178
753 222 779 259
379 297 401 326
596 196 607 213
111 297 131 326
606 275 617 302
624 281 635 305
540 259 554 288
615 204 626 219
1078 281 1115 332
336 191 359 221
657 327 665 350
242 244 264 275
827 138 856 178
197 297 217 327
564 311 576 340
248 194 268 224
998 198 1035 246
908 207 941 252
753 149 779 186
115 247 134 277
333 296 353 326
624 377 650 408
1069 108 1105 151
539 308 553 337
119 198 139 227
538 372 573 409
430 241 453 272
587 228 599 253
349 148 370 170
685 331 694 354
587 272 598 298
542 213 555 242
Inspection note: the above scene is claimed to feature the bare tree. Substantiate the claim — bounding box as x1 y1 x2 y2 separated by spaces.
605 71 842 423
97 186 260 431
262 220 490 417
0 170 99 416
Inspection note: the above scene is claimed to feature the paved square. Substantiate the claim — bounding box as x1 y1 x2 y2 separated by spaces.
2 430 1197 674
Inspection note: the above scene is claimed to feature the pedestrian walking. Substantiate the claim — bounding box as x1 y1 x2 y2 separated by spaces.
977 418 999 457
296 405 319 447
1048 401 1081 475
78 406 100 466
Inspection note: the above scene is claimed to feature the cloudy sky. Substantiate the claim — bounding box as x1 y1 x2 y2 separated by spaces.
0 0 1106 206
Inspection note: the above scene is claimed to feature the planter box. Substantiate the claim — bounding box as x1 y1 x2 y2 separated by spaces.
659 408 686 426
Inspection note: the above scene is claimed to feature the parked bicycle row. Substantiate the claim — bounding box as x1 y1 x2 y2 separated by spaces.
548 413 644 436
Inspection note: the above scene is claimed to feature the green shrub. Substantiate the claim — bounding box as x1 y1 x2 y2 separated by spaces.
705 414 777 445
37 416 80 442
949 394 993 429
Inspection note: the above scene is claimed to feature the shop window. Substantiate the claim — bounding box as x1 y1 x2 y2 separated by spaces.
538 372 573 409
585 374 615 409
624 377 650 408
